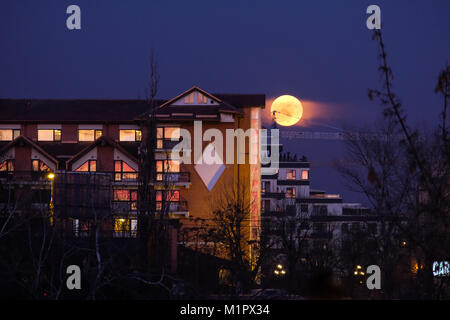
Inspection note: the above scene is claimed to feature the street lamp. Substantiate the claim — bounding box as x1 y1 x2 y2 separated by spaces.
274 264 286 276
47 172 55 226
353 265 365 285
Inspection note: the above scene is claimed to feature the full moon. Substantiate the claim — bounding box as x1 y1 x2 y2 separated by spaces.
270 95 303 126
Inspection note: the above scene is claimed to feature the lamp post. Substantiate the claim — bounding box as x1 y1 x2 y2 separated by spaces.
353 265 365 284
47 172 55 226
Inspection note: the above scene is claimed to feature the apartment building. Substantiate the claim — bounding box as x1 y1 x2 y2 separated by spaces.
0 87 265 269
261 150 378 260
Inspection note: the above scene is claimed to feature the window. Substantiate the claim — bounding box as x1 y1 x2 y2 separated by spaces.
32 159 50 172
301 170 308 180
184 93 195 104
156 190 180 210
0 129 20 141
312 205 327 216
341 223 349 234
119 130 142 142
114 160 137 181
0 160 14 173
300 204 309 213
113 218 137 238
285 187 296 199
156 160 180 180
78 129 102 141
38 129 61 141
73 219 90 237
157 127 180 149
75 160 96 172
262 181 270 193
286 169 296 180
113 189 137 211
197 93 208 104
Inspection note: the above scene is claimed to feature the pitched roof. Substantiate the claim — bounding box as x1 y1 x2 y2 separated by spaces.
66 136 138 166
0 135 58 164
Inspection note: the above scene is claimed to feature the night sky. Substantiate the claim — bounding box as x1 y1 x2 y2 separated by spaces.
1 0 449 204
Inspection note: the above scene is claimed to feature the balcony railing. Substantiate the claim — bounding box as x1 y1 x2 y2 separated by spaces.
156 200 188 213
261 192 285 199
155 172 190 183
1 170 191 186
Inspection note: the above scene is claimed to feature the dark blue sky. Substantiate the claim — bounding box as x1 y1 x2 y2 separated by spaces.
1 0 449 204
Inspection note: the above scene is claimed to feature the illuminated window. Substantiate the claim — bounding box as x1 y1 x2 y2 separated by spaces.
262 181 270 193
114 160 137 181
301 170 308 180
286 169 296 180
156 190 180 211
75 160 97 172
156 127 180 149
0 129 20 141
197 93 208 104
286 187 296 199
78 129 102 141
113 218 137 238
156 160 180 180
32 159 50 172
0 160 14 172
38 129 61 141
184 93 195 104
113 189 137 211
119 130 142 142
73 219 90 237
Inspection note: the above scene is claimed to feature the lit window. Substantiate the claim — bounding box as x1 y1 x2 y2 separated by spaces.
113 189 137 211
113 218 137 238
286 187 296 199
113 189 137 201
301 170 308 180
32 159 50 172
78 129 102 141
73 219 90 237
184 93 195 104
156 160 180 180
156 190 180 211
0 129 20 141
75 160 97 172
156 127 180 149
286 169 296 180
198 93 208 104
38 129 61 141
114 160 137 181
0 160 14 172
262 181 270 193
119 130 142 142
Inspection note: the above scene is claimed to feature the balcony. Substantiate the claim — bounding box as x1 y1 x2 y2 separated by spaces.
154 172 190 187
112 201 137 215
157 200 188 217
261 192 285 199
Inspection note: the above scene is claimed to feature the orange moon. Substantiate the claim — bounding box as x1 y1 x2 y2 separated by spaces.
270 95 303 126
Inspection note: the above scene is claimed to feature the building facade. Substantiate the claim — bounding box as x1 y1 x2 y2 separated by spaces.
0 86 265 271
